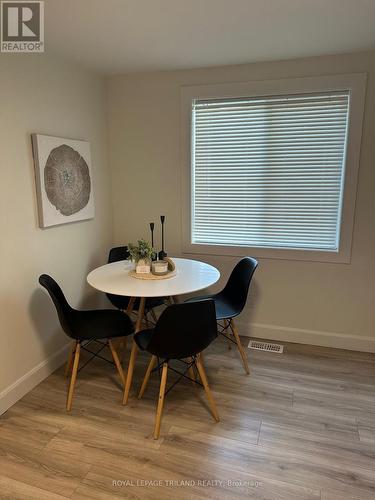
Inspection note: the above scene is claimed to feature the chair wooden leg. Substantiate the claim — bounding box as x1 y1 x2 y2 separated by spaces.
64 341 76 377
66 342 80 412
223 319 232 350
122 297 145 405
117 336 127 363
122 341 138 405
109 339 126 387
138 355 157 399
153 363 168 439
126 297 136 314
194 352 204 383
119 309 130 363
230 319 250 374
195 355 220 422
135 297 146 331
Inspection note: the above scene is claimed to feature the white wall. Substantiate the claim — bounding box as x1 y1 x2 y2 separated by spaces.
0 55 113 412
108 50 375 352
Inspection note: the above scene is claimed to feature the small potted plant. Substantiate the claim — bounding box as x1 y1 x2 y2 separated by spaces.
128 239 154 274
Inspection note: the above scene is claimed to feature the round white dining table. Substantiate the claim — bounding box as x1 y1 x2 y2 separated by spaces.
87 257 220 299
87 257 220 404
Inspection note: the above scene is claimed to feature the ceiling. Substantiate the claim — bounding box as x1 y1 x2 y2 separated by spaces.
44 0 375 75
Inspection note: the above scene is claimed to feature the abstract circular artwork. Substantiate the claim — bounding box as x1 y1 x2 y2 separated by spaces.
32 135 94 228
44 144 91 216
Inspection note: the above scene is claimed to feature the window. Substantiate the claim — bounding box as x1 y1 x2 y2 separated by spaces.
181 75 366 262
192 92 349 251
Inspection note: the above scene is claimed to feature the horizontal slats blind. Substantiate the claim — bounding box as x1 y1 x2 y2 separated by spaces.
192 91 350 250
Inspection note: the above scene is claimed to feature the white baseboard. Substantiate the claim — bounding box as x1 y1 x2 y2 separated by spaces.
0 343 70 416
236 321 375 353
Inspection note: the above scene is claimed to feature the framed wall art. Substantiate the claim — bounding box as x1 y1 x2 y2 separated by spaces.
32 134 95 228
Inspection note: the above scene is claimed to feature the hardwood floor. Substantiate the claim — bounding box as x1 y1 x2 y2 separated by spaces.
1 336 375 499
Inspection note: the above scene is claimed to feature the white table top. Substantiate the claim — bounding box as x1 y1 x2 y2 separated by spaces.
87 257 220 298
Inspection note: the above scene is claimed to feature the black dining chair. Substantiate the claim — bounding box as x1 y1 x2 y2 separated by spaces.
39 274 134 411
185 257 258 374
132 300 220 439
106 246 166 324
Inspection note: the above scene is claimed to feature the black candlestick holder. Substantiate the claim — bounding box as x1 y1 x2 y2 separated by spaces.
149 222 157 261
158 215 167 260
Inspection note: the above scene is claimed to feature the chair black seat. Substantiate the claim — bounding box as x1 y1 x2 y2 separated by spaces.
39 273 134 411
71 309 134 341
39 274 134 341
185 293 237 320
134 300 219 439
134 300 218 360
184 257 258 375
185 257 258 320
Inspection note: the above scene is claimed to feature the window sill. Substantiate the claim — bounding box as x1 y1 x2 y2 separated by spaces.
182 242 351 264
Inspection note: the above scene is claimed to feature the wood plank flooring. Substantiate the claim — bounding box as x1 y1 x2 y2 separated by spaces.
0 336 375 499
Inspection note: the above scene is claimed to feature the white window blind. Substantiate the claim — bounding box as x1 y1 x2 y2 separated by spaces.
191 91 350 251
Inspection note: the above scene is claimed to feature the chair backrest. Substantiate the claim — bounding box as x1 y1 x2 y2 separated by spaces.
147 300 217 359
39 274 74 338
220 257 258 316
108 246 130 264
106 246 131 309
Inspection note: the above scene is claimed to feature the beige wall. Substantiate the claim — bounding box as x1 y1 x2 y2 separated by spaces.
1 50 374 414
0 55 113 411
108 50 375 352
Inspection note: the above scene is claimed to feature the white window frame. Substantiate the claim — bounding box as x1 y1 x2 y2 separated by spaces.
180 73 366 263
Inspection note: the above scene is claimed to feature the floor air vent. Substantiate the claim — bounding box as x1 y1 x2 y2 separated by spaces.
248 340 284 354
